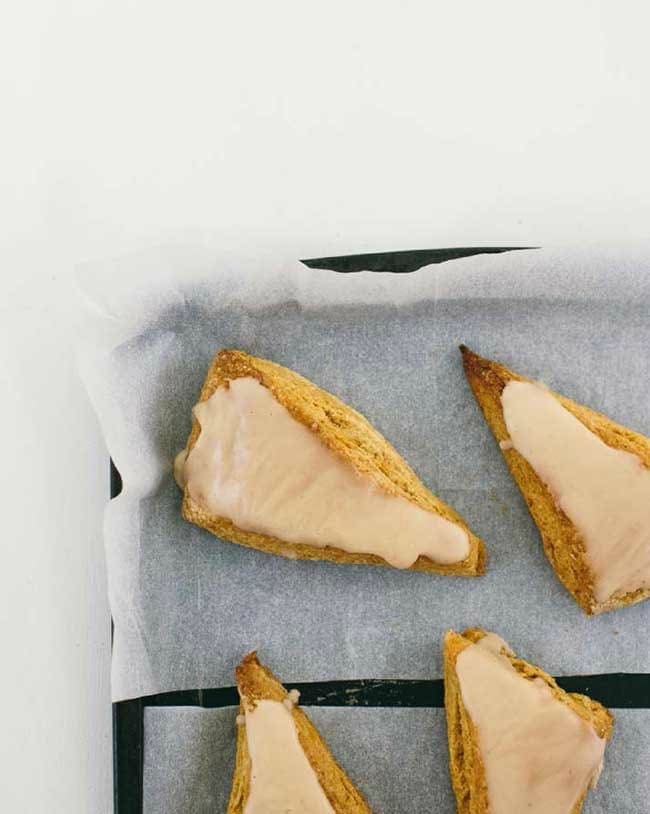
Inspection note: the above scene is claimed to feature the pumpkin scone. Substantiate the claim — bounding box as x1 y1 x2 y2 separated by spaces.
461 345 650 613
175 349 485 576
443 628 613 814
227 652 371 814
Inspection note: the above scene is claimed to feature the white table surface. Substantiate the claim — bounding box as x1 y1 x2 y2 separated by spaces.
2 1 649 811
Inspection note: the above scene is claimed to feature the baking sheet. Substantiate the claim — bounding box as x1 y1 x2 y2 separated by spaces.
78 246 650 702
142 705 650 813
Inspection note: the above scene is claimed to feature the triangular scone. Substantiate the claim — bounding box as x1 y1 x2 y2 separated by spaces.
461 346 650 613
227 653 371 813
443 628 613 814
177 349 485 575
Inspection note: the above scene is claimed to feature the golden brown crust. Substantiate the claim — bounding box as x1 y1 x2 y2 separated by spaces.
443 628 614 814
443 631 489 813
460 345 650 613
182 349 486 576
227 714 252 812
226 652 372 813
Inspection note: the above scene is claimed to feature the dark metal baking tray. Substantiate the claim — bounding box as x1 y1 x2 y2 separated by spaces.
111 247 650 813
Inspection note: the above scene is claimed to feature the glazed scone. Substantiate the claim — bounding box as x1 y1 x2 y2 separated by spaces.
443 628 613 814
227 652 371 814
461 345 650 613
176 349 485 575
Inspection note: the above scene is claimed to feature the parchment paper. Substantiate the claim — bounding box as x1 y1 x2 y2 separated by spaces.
78 245 650 702
142 705 650 813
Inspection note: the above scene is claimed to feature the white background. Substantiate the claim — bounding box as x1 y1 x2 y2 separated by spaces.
1 1 649 811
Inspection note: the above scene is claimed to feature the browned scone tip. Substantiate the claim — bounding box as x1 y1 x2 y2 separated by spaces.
459 345 650 614
443 628 613 814
227 652 372 814
460 344 519 393
234 651 287 708
182 348 486 577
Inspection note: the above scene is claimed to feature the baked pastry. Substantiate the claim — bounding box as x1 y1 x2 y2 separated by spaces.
176 349 485 575
461 345 650 613
227 652 371 813
444 628 613 814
